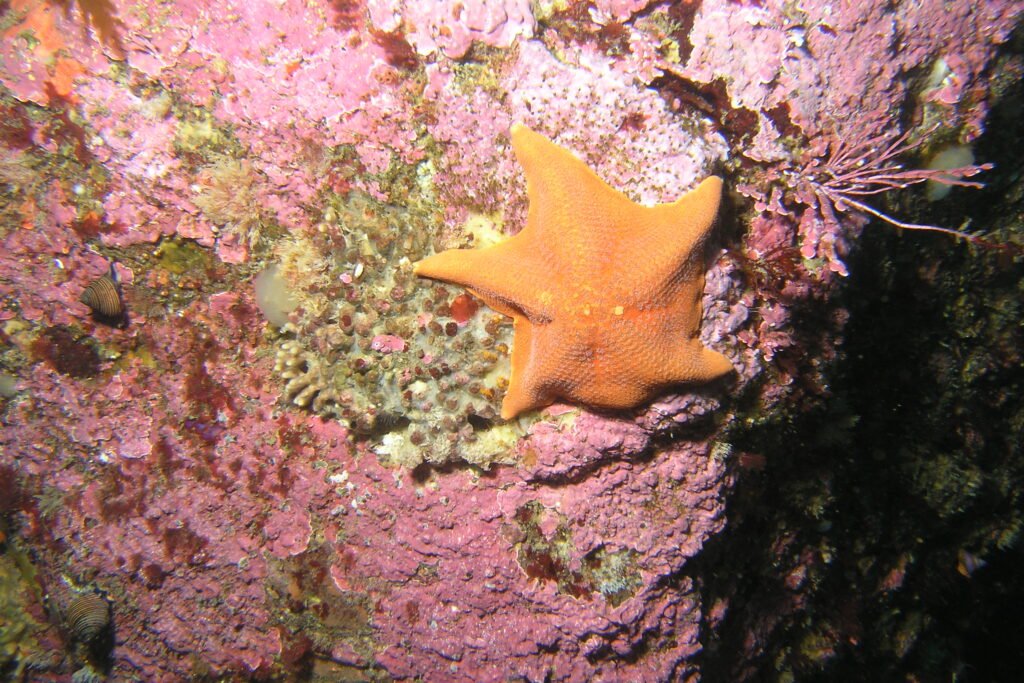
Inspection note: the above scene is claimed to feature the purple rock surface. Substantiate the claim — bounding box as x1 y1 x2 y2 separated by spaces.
0 0 1018 680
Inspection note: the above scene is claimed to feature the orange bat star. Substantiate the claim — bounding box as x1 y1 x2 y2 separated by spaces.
416 124 733 419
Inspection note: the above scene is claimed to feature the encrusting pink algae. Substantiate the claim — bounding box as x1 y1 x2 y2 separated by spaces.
0 0 1021 680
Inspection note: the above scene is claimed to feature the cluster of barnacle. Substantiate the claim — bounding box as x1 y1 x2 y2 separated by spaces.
274 340 339 413
271 189 520 468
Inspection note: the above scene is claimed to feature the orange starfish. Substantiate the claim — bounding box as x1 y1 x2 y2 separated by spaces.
415 124 733 419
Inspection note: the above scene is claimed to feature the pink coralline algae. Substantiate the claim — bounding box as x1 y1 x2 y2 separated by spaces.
370 333 406 353
676 0 1020 275
370 0 537 59
0 0 1019 680
3 284 732 679
680 0 1020 140
424 36 729 227
353 422 731 682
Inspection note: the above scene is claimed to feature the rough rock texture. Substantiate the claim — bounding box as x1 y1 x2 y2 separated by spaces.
0 0 1020 680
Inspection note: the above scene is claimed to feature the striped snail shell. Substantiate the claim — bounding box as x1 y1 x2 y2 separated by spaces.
79 275 123 317
66 591 111 642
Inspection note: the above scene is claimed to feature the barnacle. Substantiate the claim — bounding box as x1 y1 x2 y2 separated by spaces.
275 340 341 413
268 183 518 468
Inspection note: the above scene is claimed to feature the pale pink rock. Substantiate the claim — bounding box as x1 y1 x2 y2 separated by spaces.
682 0 1021 140
371 334 407 353
505 40 728 206
426 38 728 225
264 507 313 558
373 0 537 59
591 0 654 23
215 236 250 265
